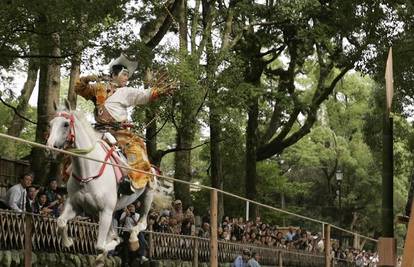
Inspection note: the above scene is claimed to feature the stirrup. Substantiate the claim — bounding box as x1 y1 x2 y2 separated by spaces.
118 176 134 195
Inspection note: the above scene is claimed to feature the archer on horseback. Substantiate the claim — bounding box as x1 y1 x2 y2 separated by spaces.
74 54 174 192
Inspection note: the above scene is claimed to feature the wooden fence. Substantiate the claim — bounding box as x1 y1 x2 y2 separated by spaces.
0 210 327 266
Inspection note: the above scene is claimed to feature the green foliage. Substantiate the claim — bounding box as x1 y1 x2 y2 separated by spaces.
0 96 37 159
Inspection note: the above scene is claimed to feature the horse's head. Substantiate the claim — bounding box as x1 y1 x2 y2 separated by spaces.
46 100 75 159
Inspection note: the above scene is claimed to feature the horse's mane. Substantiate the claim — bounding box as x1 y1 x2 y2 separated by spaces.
72 110 101 142
56 106 100 143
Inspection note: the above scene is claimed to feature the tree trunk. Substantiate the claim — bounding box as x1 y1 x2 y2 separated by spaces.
173 0 193 207
31 16 61 185
245 97 259 218
146 105 161 166
205 7 224 221
174 126 194 207
405 171 414 217
6 58 38 139
67 15 87 109
209 87 224 223
67 51 80 109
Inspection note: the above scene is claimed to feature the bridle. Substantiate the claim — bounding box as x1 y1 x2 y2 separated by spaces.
54 112 95 154
54 111 115 183
55 111 76 148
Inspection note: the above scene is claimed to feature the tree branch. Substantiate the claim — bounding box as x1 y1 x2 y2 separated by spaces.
256 65 351 160
0 95 37 125
145 0 181 49
160 139 212 156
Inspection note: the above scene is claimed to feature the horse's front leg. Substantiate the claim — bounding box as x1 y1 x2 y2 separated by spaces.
96 208 113 253
57 198 77 248
130 187 154 244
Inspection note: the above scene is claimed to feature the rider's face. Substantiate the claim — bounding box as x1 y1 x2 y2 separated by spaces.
113 71 129 87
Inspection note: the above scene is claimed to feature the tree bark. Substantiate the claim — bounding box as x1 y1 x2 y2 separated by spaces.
209 87 224 222
67 50 80 109
5 53 39 159
67 15 87 109
174 126 194 207
6 58 38 139
205 1 224 221
245 97 259 218
31 15 61 185
173 0 193 207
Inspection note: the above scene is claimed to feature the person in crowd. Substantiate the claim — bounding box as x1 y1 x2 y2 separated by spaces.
232 248 250 267
285 226 296 242
181 218 193 235
274 231 285 248
43 178 63 216
170 199 184 228
155 215 169 232
316 234 324 253
184 206 195 225
232 218 244 241
198 222 210 238
44 179 61 205
119 203 148 264
119 203 140 229
25 186 38 213
168 217 181 234
35 193 53 216
0 172 33 212
247 252 261 267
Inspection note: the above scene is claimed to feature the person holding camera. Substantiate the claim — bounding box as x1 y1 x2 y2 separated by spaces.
119 203 148 265
119 203 140 229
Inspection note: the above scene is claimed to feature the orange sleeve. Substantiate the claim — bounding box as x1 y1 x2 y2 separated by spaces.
74 75 99 101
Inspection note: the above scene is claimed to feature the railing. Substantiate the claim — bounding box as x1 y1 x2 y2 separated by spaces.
0 210 98 254
0 210 325 266
149 231 324 265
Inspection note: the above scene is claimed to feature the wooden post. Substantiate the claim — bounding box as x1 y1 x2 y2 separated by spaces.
148 224 154 259
246 201 250 222
353 233 358 250
378 237 396 266
324 224 331 267
24 215 32 267
193 237 199 267
402 200 414 267
278 250 283 267
210 189 218 267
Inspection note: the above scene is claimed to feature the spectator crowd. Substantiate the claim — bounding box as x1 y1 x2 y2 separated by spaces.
0 172 65 217
0 172 380 266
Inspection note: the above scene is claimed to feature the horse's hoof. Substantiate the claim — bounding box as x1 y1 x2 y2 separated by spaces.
63 237 74 248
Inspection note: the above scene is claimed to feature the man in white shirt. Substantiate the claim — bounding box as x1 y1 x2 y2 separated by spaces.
119 203 149 263
119 203 140 229
0 173 33 212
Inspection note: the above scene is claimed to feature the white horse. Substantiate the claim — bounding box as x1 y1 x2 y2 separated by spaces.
46 102 162 260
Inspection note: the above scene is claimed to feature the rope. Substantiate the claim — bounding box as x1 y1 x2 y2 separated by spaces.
0 132 378 242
